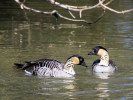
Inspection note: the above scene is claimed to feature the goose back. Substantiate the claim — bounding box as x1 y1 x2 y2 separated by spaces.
15 59 65 77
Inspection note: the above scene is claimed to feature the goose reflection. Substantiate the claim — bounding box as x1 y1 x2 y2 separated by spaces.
93 72 114 79
38 78 76 98
94 73 114 98
95 82 110 98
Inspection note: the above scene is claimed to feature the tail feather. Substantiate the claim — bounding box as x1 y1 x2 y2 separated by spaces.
14 63 24 70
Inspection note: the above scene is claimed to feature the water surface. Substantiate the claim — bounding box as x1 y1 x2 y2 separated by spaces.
0 0 133 100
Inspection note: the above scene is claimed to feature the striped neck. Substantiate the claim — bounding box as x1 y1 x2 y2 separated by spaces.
99 51 109 66
63 59 76 75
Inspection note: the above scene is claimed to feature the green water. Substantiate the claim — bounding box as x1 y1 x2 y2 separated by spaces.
0 0 133 100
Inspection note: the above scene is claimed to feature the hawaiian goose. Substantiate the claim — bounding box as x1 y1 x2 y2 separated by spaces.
14 55 88 78
88 46 117 73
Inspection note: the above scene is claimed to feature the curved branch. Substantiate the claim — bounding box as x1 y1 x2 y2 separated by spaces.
48 0 108 19
99 0 133 14
49 0 88 9
49 0 113 11
15 0 104 24
15 0 55 15
49 0 104 12
104 0 114 6
15 0 133 24
90 7 106 24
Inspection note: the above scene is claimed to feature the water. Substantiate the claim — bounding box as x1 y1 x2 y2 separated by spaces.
0 0 133 100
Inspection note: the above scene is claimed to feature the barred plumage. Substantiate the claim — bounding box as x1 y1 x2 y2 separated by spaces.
14 55 88 78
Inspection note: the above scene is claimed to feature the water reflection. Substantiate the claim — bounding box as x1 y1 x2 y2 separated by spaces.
43 23 85 30
95 82 110 98
11 21 87 49
94 73 115 98
1 0 133 99
94 72 114 79
38 78 76 98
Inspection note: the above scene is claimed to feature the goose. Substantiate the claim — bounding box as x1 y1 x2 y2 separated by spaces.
14 55 88 78
88 46 117 73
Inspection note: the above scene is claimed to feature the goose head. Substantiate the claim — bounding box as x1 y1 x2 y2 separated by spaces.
67 55 88 67
88 46 108 56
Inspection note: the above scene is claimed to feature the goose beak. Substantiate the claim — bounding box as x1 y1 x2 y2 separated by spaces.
88 50 95 55
81 62 88 67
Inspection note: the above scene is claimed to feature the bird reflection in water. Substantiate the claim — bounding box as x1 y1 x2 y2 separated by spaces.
95 82 110 98
94 72 114 79
38 78 76 99
94 73 114 98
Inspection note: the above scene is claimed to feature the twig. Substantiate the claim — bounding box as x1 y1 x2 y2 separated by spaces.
15 0 133 24
99 0 133 14
68 11 76 19
15 0 105 24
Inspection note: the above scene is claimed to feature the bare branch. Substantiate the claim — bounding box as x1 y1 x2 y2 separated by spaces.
15 0 133 24
99 0 133 14
15 0 104 24
68 11 76 19
48 0 103 11
79 10 82 18
104 0 114 6
49 0 88 9
91 7 106 24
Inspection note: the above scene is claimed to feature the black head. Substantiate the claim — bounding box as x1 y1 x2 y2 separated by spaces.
88 46 108 55
67 55 88 67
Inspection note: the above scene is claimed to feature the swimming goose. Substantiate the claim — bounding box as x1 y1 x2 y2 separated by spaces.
88 46 117 73
14 55 88 78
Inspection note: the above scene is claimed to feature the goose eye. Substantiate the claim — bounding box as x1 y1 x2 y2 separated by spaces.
94 49 97 53
80 58 84 62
